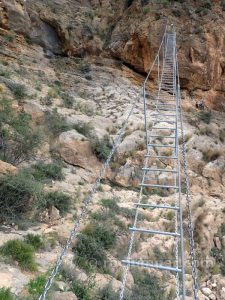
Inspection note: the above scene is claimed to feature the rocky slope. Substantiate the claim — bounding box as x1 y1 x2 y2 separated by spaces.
0 0 224 299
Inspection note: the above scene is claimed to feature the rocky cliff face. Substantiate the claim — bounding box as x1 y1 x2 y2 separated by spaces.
0 0 224 299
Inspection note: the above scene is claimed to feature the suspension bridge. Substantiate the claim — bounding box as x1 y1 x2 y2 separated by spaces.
39 24 199 300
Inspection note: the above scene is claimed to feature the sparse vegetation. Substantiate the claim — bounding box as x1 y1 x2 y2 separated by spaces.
221 0 225 11
24 234 44 251
71 282 92 300
28 274 47 297
73 222 115 273
0 171 42 222
73 233 108 273
41 191 72 216
73 122 93 137
45 108 70 137
0 239 37 271
131 270 166 300
197 111 211 124
9 83 27 99
61 92 74 108
202 149 221 163
91 135 112 161
0 288 14 300
210 224 225 276
0 98 42 165
28 161 64 181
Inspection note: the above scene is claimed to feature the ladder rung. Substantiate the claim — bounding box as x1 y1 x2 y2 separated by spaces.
129 227 181 237
145 154 178 159
152 127 176 130
142 167 178 173
148 143 175 148
140 183 179 189
152 120 176 124
148 135 175 138
122 260 182 273
153 108 176 111
152 114 176 117
134 203 179 210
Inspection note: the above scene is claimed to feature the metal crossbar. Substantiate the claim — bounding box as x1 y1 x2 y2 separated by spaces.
119 24 193 300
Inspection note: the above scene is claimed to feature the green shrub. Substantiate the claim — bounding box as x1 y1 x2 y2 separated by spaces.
99 283 119 300
195 7 209 16
41 191 72 216
73 234 108 273
9 83 27 99
71 282 91 300
202 149 221 162
131 271 166 300
24 234 43 250
28 274 47 296
83 223 116 250
197 111 211 124
45 108 70 137
29 162 64 181
78 61 91 73
61 92 74 108
73 122 93 137
0 98 42 165
221 0 225 11
0 239 37 271
91 135 112 161
101 198 120 213
0 172 42 222
0 288 14 300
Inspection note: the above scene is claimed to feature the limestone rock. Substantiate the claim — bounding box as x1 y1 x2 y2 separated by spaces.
24 101 45 124
117 130 145 156
0 160 17 176
0 263 29 295
202 157 225 183
50 291 77 300
58 130 101 171
2 0 31 36
201 287 212 297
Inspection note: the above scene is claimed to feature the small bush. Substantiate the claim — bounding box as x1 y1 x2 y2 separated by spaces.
91 135 112 161
0 288 14 300
41 191 72 216
101 198 120 213
0 239 37 271
73 234 108 273
0 98 42 165
9 83 27 99
99 284 119 300
83 223 116 250
126 0 134 7
195 7 209 16
0 172 42 222
45 108 70 137
71 282 91 300
24 234 43 250
78 61 91 73
29 162 64 181
131 271 166 300
197 111 211 124
73 122 93 137
221 0 225 11
202 149 221 162
28 274 47 296
61 92 74 108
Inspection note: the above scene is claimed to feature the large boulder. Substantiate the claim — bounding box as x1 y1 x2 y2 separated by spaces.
58 130 101 171
2 0 31 35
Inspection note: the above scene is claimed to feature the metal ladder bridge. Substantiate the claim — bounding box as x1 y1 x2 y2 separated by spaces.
119 26 198 300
